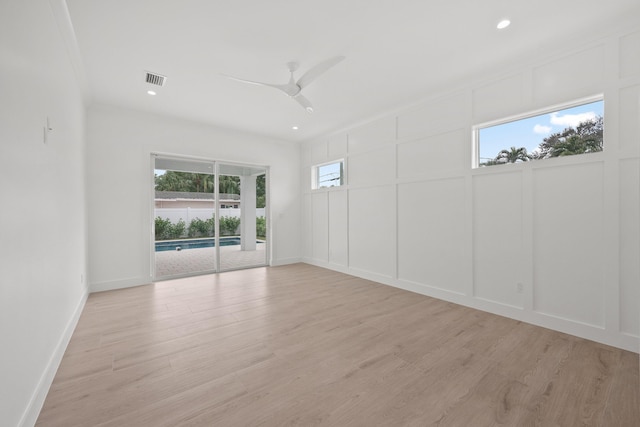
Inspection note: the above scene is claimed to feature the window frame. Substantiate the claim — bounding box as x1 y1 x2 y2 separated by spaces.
472 94 604 169
312 159 345 190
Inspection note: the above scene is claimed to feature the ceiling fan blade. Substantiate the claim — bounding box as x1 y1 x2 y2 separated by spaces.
296 56 345 90
221 74 289 92
294 94 314 113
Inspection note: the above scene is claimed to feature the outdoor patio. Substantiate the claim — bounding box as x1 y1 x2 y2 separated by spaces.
154 242 266 278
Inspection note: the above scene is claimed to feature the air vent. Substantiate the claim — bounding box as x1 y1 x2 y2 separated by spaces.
145 71 167 87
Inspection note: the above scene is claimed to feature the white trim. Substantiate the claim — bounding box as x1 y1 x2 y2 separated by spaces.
303 260 639 353
474 94 605 130
91 276 151 293
19 289 88 427
151 153 270 278
312 158 345 190
472 94 605 168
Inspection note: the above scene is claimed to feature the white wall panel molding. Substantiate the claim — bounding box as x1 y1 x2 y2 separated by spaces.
311 192 329 263
619 84 640 156
348 145 395 187
618 158 640 337
397 91 470 141
472 171 524 308
300 24 640 353
311 139 329 165
348 185 395 278
397 128 467 178
472 74 525 123
397 178 467 294
328 133 348 158
348 116 396 154
532 162 605 327
619 30 640 78
328 190 349 267
532 45 605 106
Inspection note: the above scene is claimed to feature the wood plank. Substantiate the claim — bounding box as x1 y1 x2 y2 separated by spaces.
36 263 639 426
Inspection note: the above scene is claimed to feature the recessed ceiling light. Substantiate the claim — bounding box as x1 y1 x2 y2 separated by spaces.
497 19 511 29
291 126 299 130
147 90 157 96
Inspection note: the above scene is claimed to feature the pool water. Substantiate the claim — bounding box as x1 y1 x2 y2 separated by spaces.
155 237 252 252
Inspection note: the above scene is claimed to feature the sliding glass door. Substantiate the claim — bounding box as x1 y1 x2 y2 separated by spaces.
218 163 267 271
152 155 267 280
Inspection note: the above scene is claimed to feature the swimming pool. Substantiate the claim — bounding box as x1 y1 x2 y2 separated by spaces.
155 237 252 252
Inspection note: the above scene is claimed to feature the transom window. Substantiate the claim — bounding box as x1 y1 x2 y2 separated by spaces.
313 160 344 189
474 97 604 168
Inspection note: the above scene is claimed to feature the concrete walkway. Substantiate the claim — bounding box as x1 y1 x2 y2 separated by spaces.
155 242 266 278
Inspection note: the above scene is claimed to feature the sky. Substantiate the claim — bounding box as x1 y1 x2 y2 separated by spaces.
317 162 342 188
478 100 604 163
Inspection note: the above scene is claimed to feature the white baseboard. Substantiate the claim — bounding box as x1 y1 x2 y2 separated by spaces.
19 288 88 427
301 260 640 354
271 257 302 266
91 275 151 293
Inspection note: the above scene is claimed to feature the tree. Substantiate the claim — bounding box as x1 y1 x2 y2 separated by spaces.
495 146 530 163
479 158 502 167
256 174 266 208
219 175 240 195
155 171 213 193
155 171 266 203
537 116 603 159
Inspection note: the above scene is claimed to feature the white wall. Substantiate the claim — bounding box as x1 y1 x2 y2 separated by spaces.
302 27 640 352
87 105 301 291
0 1 88 426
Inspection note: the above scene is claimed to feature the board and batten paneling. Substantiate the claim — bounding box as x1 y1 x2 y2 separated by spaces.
348 146 395 187
301 27 640 352
397 129 466 178
472 74 525 123
348 185 395 277
619 158 640 336
397 92 469 141
302 193 312 258
311 192 329 262
619 30 640 78
472 171 524 308
397 178 467 294
311 140 329 165
619 85 640 155
532 162 605 327
348 116 396 154
328 133 348 159
532 46 605 106
328 190 349 267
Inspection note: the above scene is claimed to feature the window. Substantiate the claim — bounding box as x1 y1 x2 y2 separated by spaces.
474 98 604 168
313 160 344 189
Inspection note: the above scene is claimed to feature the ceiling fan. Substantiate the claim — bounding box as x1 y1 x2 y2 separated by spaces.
223 56 345 113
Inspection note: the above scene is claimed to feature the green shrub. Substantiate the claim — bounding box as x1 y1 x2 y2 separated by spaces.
205 216 215 236
188 217 213 238
256 216 266 239
155 217 172 240
220 216 241 236
167 219 186 239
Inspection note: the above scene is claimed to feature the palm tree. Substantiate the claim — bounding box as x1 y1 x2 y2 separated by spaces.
219 175 240 195
495 146 530 163
550 135 602 157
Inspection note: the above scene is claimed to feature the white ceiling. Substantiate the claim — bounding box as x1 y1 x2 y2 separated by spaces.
64 0 640 143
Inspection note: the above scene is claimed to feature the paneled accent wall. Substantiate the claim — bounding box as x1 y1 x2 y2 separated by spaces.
301 28 640 352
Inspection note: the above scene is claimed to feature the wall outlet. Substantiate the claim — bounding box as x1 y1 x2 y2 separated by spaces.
516 282 523 293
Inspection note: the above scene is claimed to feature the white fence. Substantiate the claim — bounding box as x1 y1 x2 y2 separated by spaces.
155 208 265 224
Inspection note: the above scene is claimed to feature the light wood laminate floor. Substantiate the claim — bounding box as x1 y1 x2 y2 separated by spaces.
37 264 639 426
